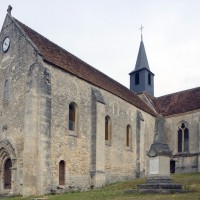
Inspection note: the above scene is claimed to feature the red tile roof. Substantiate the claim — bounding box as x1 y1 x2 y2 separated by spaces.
150 87 200 116
14 18 157 116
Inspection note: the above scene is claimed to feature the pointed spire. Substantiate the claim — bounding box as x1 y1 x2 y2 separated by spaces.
134 39 150 71
129 26 150 72
134 25 150 70
129 27 150 75
129 26 154 96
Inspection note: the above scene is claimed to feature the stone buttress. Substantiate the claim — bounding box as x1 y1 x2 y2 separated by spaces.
90 88 106 188
23 62 52 195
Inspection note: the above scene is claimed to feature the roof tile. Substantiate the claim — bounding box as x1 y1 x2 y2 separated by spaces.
152 87 200 116
14 18 157 116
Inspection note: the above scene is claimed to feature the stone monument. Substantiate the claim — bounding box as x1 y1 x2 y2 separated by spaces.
137 115 182 193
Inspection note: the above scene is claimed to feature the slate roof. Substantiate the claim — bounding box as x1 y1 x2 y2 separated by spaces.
144 87 200 116
13 17 157 116
129 40 150 74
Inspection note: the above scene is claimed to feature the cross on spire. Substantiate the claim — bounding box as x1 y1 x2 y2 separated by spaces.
139 25 144 41
7 5 12 15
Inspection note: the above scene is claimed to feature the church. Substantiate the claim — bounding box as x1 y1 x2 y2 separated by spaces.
0 6 200 196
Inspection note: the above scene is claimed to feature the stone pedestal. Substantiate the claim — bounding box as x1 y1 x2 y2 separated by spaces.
137 115 182 193
138 155 182 193
149 156 170 177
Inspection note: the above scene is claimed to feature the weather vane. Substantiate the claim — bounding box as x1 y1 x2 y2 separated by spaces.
139 25 144 41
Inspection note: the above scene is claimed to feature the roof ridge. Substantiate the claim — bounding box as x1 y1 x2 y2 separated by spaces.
15 19 83 62
156 86 200 99
153 86 200 116
13 17 157 116
15 18 132 90
13 17 41 54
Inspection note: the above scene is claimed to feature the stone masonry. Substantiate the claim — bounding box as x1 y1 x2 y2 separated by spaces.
0 8 199 196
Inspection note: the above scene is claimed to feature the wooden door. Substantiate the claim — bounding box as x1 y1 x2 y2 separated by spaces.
59 160 65 185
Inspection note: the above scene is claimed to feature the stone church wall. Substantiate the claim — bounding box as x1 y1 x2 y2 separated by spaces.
1 11 200 197
45 62 92 191
0 14 155 195
0 16 38 195
103 94 155 183
43 61 155 191
165 110 200 173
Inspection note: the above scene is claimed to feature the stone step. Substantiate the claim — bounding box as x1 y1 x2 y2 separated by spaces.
137 188 184 194
0 193 10 198
138 183 182 190
30 198 48 200
124 188 190 194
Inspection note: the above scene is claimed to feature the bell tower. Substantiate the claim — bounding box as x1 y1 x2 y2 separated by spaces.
129 26 154 96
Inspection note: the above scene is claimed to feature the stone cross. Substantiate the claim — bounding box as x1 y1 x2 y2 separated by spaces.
7 5 12 15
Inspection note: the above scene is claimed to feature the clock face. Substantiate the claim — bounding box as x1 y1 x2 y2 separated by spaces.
2 37 10 52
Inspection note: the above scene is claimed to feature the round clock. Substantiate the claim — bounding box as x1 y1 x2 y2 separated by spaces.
2 37 10 52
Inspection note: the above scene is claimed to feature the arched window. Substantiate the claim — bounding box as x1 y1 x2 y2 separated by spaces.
178 123 189 153
105 115 111 143
126 125 132 147
4 158 12 189
69 102 78 131
3 79 9 100
59 160 65 185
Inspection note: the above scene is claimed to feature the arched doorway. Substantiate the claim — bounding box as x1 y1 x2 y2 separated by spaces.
4 158 12 189
59 160 65 185
0 140 17 194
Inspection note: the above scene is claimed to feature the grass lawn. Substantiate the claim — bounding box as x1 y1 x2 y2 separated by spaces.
3 173 200 200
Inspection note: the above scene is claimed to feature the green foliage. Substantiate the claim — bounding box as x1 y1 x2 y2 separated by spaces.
2 173 200 200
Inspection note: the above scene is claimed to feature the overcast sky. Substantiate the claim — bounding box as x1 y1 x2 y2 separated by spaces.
0 1 200 97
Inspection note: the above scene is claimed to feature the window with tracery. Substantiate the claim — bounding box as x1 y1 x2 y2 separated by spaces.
178 123 189 153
